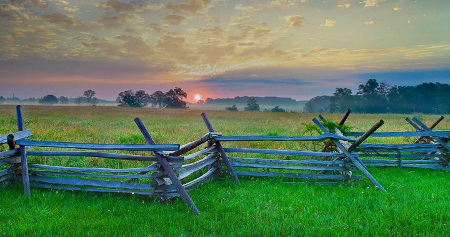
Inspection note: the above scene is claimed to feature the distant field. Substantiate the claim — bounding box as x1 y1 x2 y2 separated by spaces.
0 105 449 236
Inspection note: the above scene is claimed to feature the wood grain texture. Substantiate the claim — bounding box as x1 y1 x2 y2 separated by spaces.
228 157 345 165
16 140 179 151
29 175 152 190
29 170 160 179
183 146 216 161
0 130 32 145
215 134 357 142
348 131 450 137
28 163 160 173
178 153 218 180
30 183 151 195
0 148 20 159
183 167 217 191
27 151 183 162
223 147 346 158
229 161 347 171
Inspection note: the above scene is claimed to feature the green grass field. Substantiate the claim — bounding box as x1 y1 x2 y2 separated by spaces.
0 105 449 236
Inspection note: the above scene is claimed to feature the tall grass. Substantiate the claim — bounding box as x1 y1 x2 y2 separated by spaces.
0 105 448 236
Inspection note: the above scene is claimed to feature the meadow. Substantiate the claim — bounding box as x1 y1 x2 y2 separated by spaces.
0 105 449 236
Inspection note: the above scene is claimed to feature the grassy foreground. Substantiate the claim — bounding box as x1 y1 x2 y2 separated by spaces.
0 105 449 236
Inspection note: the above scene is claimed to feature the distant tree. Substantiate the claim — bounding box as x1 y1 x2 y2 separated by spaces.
83 90 96 103
304 96 330 113
23 97 38 103
118 90 135 107
149 91 166 108
356 79 389 113
117 90 144 107
164 87 188 109
75 96 83 105
329 88 353 113
0 96 4 104
39 95 59 105
271 106 285 112
135 90 151 107
244 97 260 111
117 90 150 107
59 96 69 104
226 105 238 111
197 100 204 104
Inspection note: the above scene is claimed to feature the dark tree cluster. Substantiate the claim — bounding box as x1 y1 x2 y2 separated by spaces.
303 96 331 113
39 95 59 104
327 79 450 114
226 105 238 111
117 87 188 109
244 97 260 111
75 90 99 105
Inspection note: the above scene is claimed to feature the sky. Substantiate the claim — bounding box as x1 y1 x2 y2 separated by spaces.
0 0 449 102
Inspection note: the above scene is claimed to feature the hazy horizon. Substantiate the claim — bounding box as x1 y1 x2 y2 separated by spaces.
1 0 449 103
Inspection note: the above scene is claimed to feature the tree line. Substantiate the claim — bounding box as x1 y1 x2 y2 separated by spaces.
0 88 188 109
304 79 450 114
117 87 188 108
225 97 286 112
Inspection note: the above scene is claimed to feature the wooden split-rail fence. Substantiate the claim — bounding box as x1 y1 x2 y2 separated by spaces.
318 110 449 171
1 106 448 214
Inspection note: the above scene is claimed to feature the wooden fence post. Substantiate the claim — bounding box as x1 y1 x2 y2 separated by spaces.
16 105 30 196
134 118 200 215
313 118 387 192
201 113 240 184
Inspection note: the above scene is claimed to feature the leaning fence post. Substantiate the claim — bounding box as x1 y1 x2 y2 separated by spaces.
16 105 30 196
201 113 240 184
313 118 386 192
134 118 199 215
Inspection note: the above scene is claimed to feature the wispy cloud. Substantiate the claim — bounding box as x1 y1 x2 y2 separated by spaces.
285 15 304 27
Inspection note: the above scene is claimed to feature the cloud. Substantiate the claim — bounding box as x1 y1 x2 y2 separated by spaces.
166 0 211 14
202 77 313 87
364 0 382 7
337 3 350 9
323 19 336 27
285 15 303 28
270 0 297 8
235 3 262 13
198 26 225 35
115 35 153 57
94 12 137 28
104 0 134 13
364 20 377 25
163 14 187 25
355 69 450 85
9 0 47 8
41 13 82 27
394 6 401 11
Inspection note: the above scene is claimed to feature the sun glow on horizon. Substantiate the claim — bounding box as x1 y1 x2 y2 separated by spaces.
194 93 202 102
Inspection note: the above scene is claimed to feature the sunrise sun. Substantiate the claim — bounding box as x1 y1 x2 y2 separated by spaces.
194 94 202 102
